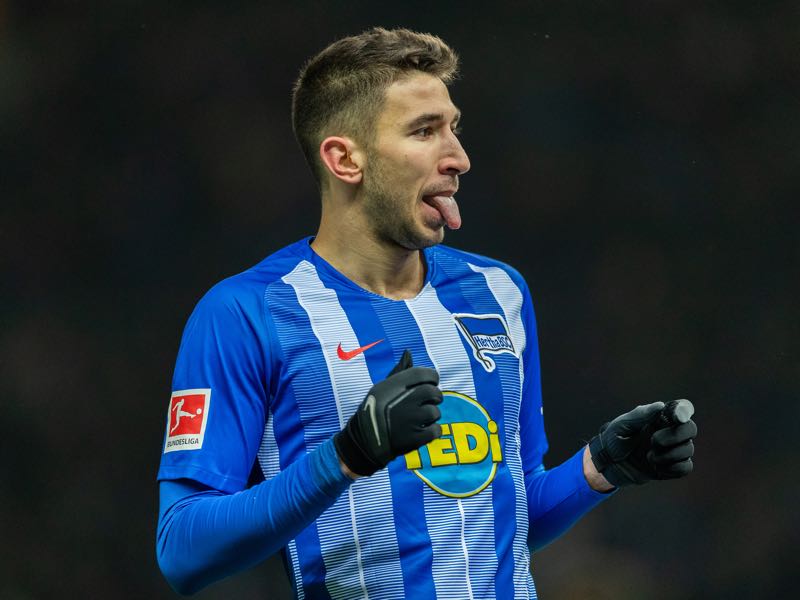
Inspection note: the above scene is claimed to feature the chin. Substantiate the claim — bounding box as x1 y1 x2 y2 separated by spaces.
394 225 443 251
426 220 447 242
415 226 445 249
428 228 445 246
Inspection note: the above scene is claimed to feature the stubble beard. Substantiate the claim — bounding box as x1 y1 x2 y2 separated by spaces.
361 155 443 251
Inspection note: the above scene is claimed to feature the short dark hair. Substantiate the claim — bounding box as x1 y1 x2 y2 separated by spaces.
291 27 459 187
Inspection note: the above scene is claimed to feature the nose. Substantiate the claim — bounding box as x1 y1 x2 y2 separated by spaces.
440 132 471 176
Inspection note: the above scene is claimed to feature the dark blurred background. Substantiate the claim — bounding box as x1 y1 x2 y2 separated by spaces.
2 1 798 598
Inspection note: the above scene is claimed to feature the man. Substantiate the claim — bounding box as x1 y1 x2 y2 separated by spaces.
156 28 697 598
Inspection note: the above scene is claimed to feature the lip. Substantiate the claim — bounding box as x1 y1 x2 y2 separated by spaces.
422 188 457 199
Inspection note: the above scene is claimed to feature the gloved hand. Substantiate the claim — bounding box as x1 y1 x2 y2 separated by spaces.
334 350 443 477
589 400 697 488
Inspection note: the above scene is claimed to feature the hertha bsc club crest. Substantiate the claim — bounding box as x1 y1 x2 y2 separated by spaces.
453 313 516 372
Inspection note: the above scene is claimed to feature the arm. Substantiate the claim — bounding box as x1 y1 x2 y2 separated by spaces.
157 438 351 595
157 290 441 595
155 278 292 594
514 277 613 551
514 276 696 551
525 448 613 552
526 400 698 551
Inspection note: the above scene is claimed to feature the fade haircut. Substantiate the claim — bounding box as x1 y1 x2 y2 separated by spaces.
292 27 459 187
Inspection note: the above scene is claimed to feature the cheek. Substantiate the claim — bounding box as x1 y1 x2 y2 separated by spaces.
377 145 432 191
403 155 434 186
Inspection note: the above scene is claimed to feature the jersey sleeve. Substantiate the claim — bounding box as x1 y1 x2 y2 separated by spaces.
157 276 272 493
513 275 613 551
157 437 351 595
517 277 548 473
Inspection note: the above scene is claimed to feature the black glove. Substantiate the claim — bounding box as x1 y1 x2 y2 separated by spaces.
589 400 697 488
334 350 443 477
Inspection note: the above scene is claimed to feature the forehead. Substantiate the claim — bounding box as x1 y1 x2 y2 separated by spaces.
377 73 458 127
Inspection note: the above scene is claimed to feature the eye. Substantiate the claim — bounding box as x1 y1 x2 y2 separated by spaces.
451 125 463 136
414 126 434 138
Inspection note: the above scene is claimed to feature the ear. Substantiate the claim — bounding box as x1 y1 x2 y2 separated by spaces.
319 136 363 185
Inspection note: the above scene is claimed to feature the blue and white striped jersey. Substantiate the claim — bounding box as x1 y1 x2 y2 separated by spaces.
158 237 549 599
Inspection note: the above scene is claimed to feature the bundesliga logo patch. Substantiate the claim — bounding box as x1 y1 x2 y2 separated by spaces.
164 389 210 453
453 313 516 372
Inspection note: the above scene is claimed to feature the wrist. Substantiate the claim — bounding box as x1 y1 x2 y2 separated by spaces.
310 438 355 496
333 430 378 478
339 458 362 480
583 445 614 492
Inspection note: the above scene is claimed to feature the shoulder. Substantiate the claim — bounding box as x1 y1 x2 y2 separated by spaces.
431 244 529 291
192 238 312 320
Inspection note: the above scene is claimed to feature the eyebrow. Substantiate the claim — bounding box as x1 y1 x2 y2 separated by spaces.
405 109 461 131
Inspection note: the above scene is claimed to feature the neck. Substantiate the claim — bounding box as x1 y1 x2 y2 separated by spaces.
311 202 426 300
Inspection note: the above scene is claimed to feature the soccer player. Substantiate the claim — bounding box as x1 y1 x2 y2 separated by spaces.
156 28 697 598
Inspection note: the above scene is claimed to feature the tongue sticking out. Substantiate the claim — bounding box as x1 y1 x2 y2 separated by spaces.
424 195 462 230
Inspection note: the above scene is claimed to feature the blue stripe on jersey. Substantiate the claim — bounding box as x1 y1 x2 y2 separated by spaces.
265 280 333 599
435 252 535 598
432 255 529 600
428 256 530 598
406 283 498 600
369 298 438 600
335 297 412 597
469 262 538 599
283 261 405 600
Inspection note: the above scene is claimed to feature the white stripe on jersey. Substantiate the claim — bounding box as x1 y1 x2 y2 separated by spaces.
256 410 306 598
469 263 536 599
406 283 499 600
257 407 281 479
283 260 405 600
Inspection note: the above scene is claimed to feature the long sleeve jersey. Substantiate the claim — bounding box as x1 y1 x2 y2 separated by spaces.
156 238 610 598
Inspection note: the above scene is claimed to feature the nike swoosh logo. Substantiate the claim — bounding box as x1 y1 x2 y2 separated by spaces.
337 339 384 361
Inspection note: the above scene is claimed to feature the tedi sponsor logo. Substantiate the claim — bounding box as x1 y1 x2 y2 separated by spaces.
404 391 503 498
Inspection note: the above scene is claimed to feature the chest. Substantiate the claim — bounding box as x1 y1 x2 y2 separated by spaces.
266 278 525 451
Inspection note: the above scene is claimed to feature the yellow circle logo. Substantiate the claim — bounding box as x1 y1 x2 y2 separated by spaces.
403 391 502 498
